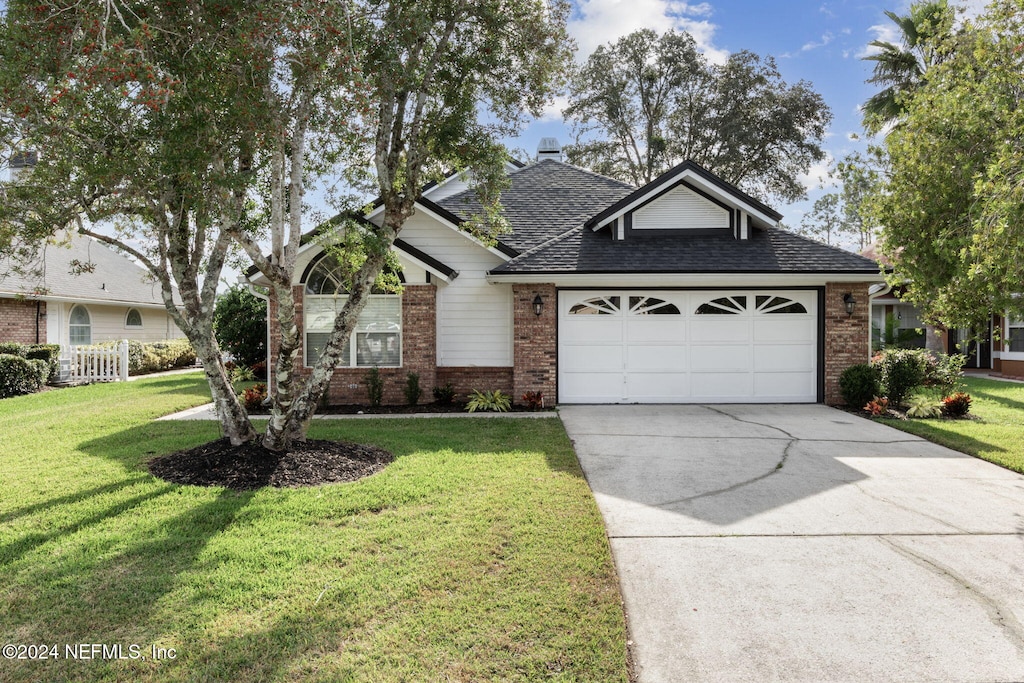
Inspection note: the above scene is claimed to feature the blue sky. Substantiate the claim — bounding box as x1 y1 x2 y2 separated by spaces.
508 0 986 226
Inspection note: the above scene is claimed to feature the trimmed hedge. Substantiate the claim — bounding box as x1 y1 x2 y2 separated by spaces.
839 363 880 409
0 353 46 398
94 338 196 375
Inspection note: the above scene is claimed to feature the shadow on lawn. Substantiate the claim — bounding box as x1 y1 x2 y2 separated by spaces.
967 388 1024 414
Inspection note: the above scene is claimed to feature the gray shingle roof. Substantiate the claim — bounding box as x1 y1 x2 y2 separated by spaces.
0 232 180 306
491 224 883 275
435 159 635 253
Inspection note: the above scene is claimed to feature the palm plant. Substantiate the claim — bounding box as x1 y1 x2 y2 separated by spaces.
862 1 957 135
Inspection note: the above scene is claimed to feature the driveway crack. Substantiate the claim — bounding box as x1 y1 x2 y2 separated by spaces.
851 482 971 534
880 536 1024 658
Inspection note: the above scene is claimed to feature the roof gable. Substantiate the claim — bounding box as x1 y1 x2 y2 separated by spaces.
586 160 783 236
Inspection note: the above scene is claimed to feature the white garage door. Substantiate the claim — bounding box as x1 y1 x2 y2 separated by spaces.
558 290 819 403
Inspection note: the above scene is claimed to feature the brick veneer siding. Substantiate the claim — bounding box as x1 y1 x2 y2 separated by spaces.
0 298 44 344
436 367 513 401
824 282 872 405
269 284 437 406
512 284 557 405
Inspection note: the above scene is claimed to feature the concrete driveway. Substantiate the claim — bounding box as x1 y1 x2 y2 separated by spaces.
559 404 1024 682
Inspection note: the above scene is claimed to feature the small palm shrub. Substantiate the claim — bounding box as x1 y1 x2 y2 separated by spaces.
466 389 511 413
942 392 972 417
840 364 879 409
433 383 456 405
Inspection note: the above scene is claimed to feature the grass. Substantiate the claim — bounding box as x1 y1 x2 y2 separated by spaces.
0 374 628 682
878 376 1024 474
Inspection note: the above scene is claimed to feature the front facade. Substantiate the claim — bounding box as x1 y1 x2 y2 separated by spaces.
261 158 883 406
0 232 185 347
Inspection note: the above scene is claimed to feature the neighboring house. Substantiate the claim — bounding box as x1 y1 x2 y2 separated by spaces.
251 149 883 406
862 243 999 371
0 231 185 348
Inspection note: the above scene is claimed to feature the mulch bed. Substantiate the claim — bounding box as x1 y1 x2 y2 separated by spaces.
148 438 394 491
317 402 552 414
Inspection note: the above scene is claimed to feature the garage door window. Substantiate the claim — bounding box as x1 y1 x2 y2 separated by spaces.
569 296 620 315
696 296 747 314
629 296 680 315
755 296 807 314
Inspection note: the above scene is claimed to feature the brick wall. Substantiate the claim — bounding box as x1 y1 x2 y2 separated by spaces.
435 366 513 401
0 298 44 344
512 284 557 405
824 282 872 405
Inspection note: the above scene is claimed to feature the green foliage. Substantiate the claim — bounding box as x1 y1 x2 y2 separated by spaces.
839 364 880 409
0 342 25 356
923 352 966 395
214 285 267 369
872 313 925 352
404 372 422 406
942 392 972 417
92 339 195 375
564 28 830 202
906 394 943 418
466 389 511 413
25 343 60 383
870 1 1024 330
865 396 890 416
0 353 44 398
365 367 384 407
433 383 456 405
872 348 929 406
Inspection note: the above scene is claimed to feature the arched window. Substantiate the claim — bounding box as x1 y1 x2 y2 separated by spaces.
125 308 143 328
69 305 91 345
302 254 402 368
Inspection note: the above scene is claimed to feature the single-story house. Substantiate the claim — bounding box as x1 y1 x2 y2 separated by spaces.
253 149 885 406
0 231 185 348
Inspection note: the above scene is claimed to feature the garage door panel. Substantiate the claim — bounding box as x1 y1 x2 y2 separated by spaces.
626 344 687 371
627 372 690 400
690 344 751 372
561 344 622 372
561 320 622 343
753 317 816 342
627 318 687 343
753 344 817 372
754 371 817 398
690 318 750 342
561 372 623 403
691 372 754 399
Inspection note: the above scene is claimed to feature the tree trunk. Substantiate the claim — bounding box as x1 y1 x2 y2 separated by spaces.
189 326 257 446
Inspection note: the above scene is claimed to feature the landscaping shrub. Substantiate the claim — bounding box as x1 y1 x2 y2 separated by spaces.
365 367 383 407
214 284 267 368
241 383 267 412
404 372 422 406
25 344 61 383
942 392 972 417
906 395 943 418
923 353 966 395
433 383 456 404
521 391 544 410
0 342 25 356
864 396 889 416
872 348 928 406
839 364 879 409
467 389 511 413
0 353 44 398
97 338 196 375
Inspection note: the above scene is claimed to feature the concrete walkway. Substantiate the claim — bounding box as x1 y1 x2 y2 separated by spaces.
559 404 1024 682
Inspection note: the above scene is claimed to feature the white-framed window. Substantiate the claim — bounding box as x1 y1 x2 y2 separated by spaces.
125 308 143 328
303 255 402 368
1009 316 1024 353
69 305 91 345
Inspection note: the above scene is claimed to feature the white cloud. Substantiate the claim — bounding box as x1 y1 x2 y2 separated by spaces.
540 94 572 122
797 153 838 192
569 0 729 63
857 21 900 58
801 31 834 52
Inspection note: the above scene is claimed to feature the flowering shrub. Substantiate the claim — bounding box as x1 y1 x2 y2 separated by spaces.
942 392 972 417
241 383 267 412
864 396 890 416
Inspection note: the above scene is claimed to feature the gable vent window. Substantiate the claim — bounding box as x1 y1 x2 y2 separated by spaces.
125 308 143 328
569 296 620 315
755 296 807 314
696 296 747 315
629 296 680 315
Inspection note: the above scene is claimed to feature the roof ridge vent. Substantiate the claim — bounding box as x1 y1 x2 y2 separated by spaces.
536 137 563 162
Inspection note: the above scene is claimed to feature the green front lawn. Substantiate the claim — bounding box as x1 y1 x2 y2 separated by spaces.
878 376 1024 474
0 375 628 682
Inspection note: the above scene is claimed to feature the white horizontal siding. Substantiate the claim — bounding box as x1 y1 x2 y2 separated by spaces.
53 302 184 347
632 185 730 230
398 211 512 367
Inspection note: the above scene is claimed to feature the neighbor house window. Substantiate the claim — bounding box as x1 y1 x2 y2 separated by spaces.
69 305 91 345
125 308 143 328
1010 317 1024 352
303 255 401 367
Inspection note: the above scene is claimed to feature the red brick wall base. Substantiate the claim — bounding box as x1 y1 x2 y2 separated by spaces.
824 283 872 405
0 298 45 345
512 284 557 405
435 367 513 402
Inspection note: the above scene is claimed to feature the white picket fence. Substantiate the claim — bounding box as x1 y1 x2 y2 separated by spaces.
65 340 130 382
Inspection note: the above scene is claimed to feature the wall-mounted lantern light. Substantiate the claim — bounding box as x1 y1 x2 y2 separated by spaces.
843 292 857 317
532 294 544 317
